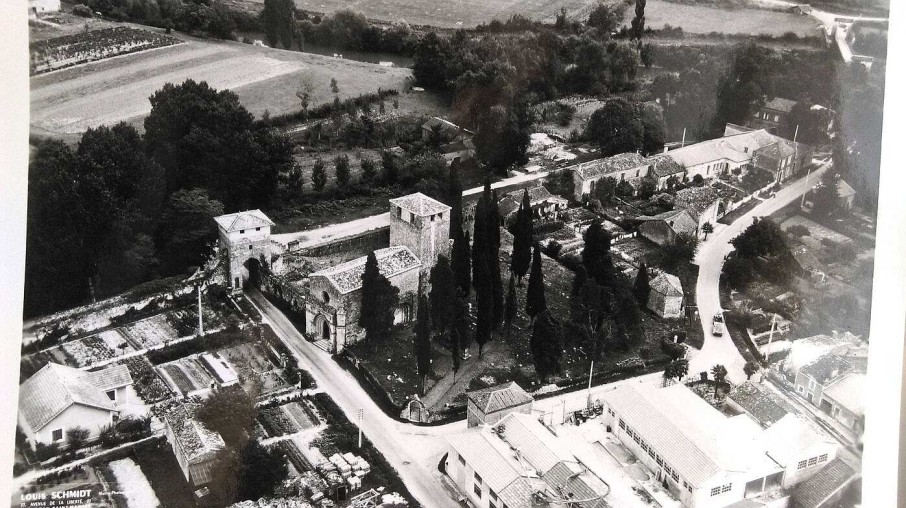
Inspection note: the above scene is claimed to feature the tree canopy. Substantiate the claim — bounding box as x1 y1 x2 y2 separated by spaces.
359 252 400 342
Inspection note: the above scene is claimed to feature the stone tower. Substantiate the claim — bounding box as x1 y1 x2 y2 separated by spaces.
214 210 275 291
388 193 451 271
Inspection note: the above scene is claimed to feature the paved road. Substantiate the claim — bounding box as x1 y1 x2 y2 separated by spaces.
246 288 462 508
689 160 831 383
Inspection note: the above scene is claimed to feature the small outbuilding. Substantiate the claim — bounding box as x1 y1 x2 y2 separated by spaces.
647 272 684 319
466 382 533 428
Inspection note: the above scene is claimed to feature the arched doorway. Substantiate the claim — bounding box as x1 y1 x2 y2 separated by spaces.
321 320 331 341
393 303 411 326
243 258 261 288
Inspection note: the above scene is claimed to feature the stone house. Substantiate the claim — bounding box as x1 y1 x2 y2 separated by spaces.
749 97 798 134
793 353 866 434
637 208 698 246
497 186 568 225
18 363 137 448
647 272 684 319
466 382 533 428
674 187 721 235
571 152 650 201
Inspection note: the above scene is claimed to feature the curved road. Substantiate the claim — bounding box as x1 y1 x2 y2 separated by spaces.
688 159 831 384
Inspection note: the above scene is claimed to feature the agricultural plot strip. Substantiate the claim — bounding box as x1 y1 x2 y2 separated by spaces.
30 27 183 76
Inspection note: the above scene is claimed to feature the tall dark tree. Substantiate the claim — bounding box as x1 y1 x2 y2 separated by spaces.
452 228 471 295
569 266 589 324
359 252 400 343
158 188 224 275
712 43 777 135
261 0 295 48
504 275 518 340
334 154 350 189
631 0 646 40
144 80 291 210
429 256 455 336
414 295 432 393
811 171 842 219
526 244 547 318
472 180 500 353
451 288 470 372
312 157 327 192
586 98 645 157
640 102 666 155
633 261 651 307
511 189 533 285
582 220 614 285
711 364 728 398
530 310 563 382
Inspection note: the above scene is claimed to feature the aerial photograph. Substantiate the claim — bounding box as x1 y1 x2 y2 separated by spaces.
13 0 891 505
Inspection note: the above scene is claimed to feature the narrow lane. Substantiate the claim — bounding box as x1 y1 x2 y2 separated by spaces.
689 160 831 383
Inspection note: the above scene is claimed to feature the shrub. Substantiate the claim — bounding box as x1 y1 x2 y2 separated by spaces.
34 442 60 462
786 224 810 237
72 4 93 17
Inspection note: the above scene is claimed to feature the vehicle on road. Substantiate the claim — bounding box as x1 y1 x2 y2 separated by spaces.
712 312 725 336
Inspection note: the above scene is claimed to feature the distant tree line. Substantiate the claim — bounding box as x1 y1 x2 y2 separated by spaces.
78 0 252 39
25 79 292 317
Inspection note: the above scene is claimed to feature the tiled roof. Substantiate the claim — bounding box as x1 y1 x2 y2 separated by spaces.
446 431 523 492
728 381 794 427
763 97 798 113
800 354 857 385
311 246 421 295
792 458 857 508
675 186 720 217
650 273 683 297
165 404 225 463
467 382 533 414
83 364 133 392
602 383 772 487
497 413 569 474
755 139 797 161
389 192 451 217
572 153 648 180
762 414 835 468
646 153 685 178
822 373 865 416
214 210 274 233
19 363 125 431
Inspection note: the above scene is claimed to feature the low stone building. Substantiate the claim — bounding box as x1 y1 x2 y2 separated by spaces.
164 404 226 489
466 382 533 428
647 272 684 319
497 185 568 224
674 187 721 236
637 209 698 246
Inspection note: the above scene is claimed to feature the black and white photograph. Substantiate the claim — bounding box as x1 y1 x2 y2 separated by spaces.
1 0 903 506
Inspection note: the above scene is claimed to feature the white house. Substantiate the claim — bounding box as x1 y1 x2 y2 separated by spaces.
18 363 136 448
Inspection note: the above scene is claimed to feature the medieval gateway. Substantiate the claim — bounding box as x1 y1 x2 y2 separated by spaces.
215 192 451 353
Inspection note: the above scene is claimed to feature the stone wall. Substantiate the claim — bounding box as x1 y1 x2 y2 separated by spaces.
289 227 390 258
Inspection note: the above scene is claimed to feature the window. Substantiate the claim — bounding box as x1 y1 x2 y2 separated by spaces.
633 435 640 444
256 227 261 231
797 385 804 394
664 466 672 475
397 207 403 219
619 419 625 430
608 408 614 416
474 484 482 497
240 229 245 234
808 457 818 466
809 378 816 389
51 429 63 442
721 484 731 493
458 454 466 467
647 448 656 459
687 484 693 493
711 487 721 496
656 457 663 466
818 454 828 463
431 215 435 222
248 245 253 250
774 115 780 123
322 291 331 304
106 389 116 401
641 443 648 452
672 472 679 482
474 472 482 484
635 169 640 177
797 460 807 470
489 490 498 501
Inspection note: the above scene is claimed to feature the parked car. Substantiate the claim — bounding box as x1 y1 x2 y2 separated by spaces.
712 313 725 336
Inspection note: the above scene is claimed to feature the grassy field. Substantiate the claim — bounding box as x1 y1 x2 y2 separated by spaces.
289 0 818 35
30 28 412 139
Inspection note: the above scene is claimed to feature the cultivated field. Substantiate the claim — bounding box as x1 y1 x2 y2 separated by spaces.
291 0 818 35
30 31 413 138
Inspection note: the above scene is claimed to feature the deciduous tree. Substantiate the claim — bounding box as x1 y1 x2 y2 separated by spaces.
586 98 645 157
312 157 327 191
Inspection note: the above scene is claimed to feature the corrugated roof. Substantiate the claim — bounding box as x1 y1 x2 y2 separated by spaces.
602 383 772 487
792 458 857 508
762 414 835 467
446 431 523 492
214 210 274 233
389 192 451 217
19 363 122 431
467 382 533 414
498 413 569 474
650 273 683 297
822 373 865 416
311 246 421 295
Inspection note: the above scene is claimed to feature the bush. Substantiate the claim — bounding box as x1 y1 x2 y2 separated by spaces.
786 224 810 237
34 442 61 462
72 4 93 17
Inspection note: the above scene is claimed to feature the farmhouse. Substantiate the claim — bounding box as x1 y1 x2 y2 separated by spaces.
446 413 608 508
674 187 721 235
18 363 136 448
794 353 866 434
164 404 226 488
497 186 568 224
571 152 650 200
647 272 684 319
749 97 798 134
601 383 836 508
466 382 533 428
637 209 698 246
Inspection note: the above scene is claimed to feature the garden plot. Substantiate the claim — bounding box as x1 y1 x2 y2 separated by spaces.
55 335 119 367
30 27 183 75
120 314 179 349
107 458 162 508
157 357 216 396
218 342 291 394
258 401 322 438
119 357 172 403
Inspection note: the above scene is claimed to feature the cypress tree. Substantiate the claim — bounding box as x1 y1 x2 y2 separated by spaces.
504 275 517 340
451 288 469 373
429 255 455 335
633 261 651 307
510 189 532 285
452 228 471 295
312 157 327 192
359 252 399 342
530 309 563 382
631 0 646 40
414 295 432 393
526 244 547 318
582 220 614 285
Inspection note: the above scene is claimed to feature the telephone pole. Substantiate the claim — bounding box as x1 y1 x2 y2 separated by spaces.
358 409 364 448
197 284 204 336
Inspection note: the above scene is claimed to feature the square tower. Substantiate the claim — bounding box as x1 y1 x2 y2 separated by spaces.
214 209 275 290
388 193 451 270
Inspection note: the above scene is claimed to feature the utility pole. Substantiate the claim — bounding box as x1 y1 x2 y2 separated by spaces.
586 360 595 409
358 409 364 448
681 127 686 148
197 284 204 336
764 314 777 363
